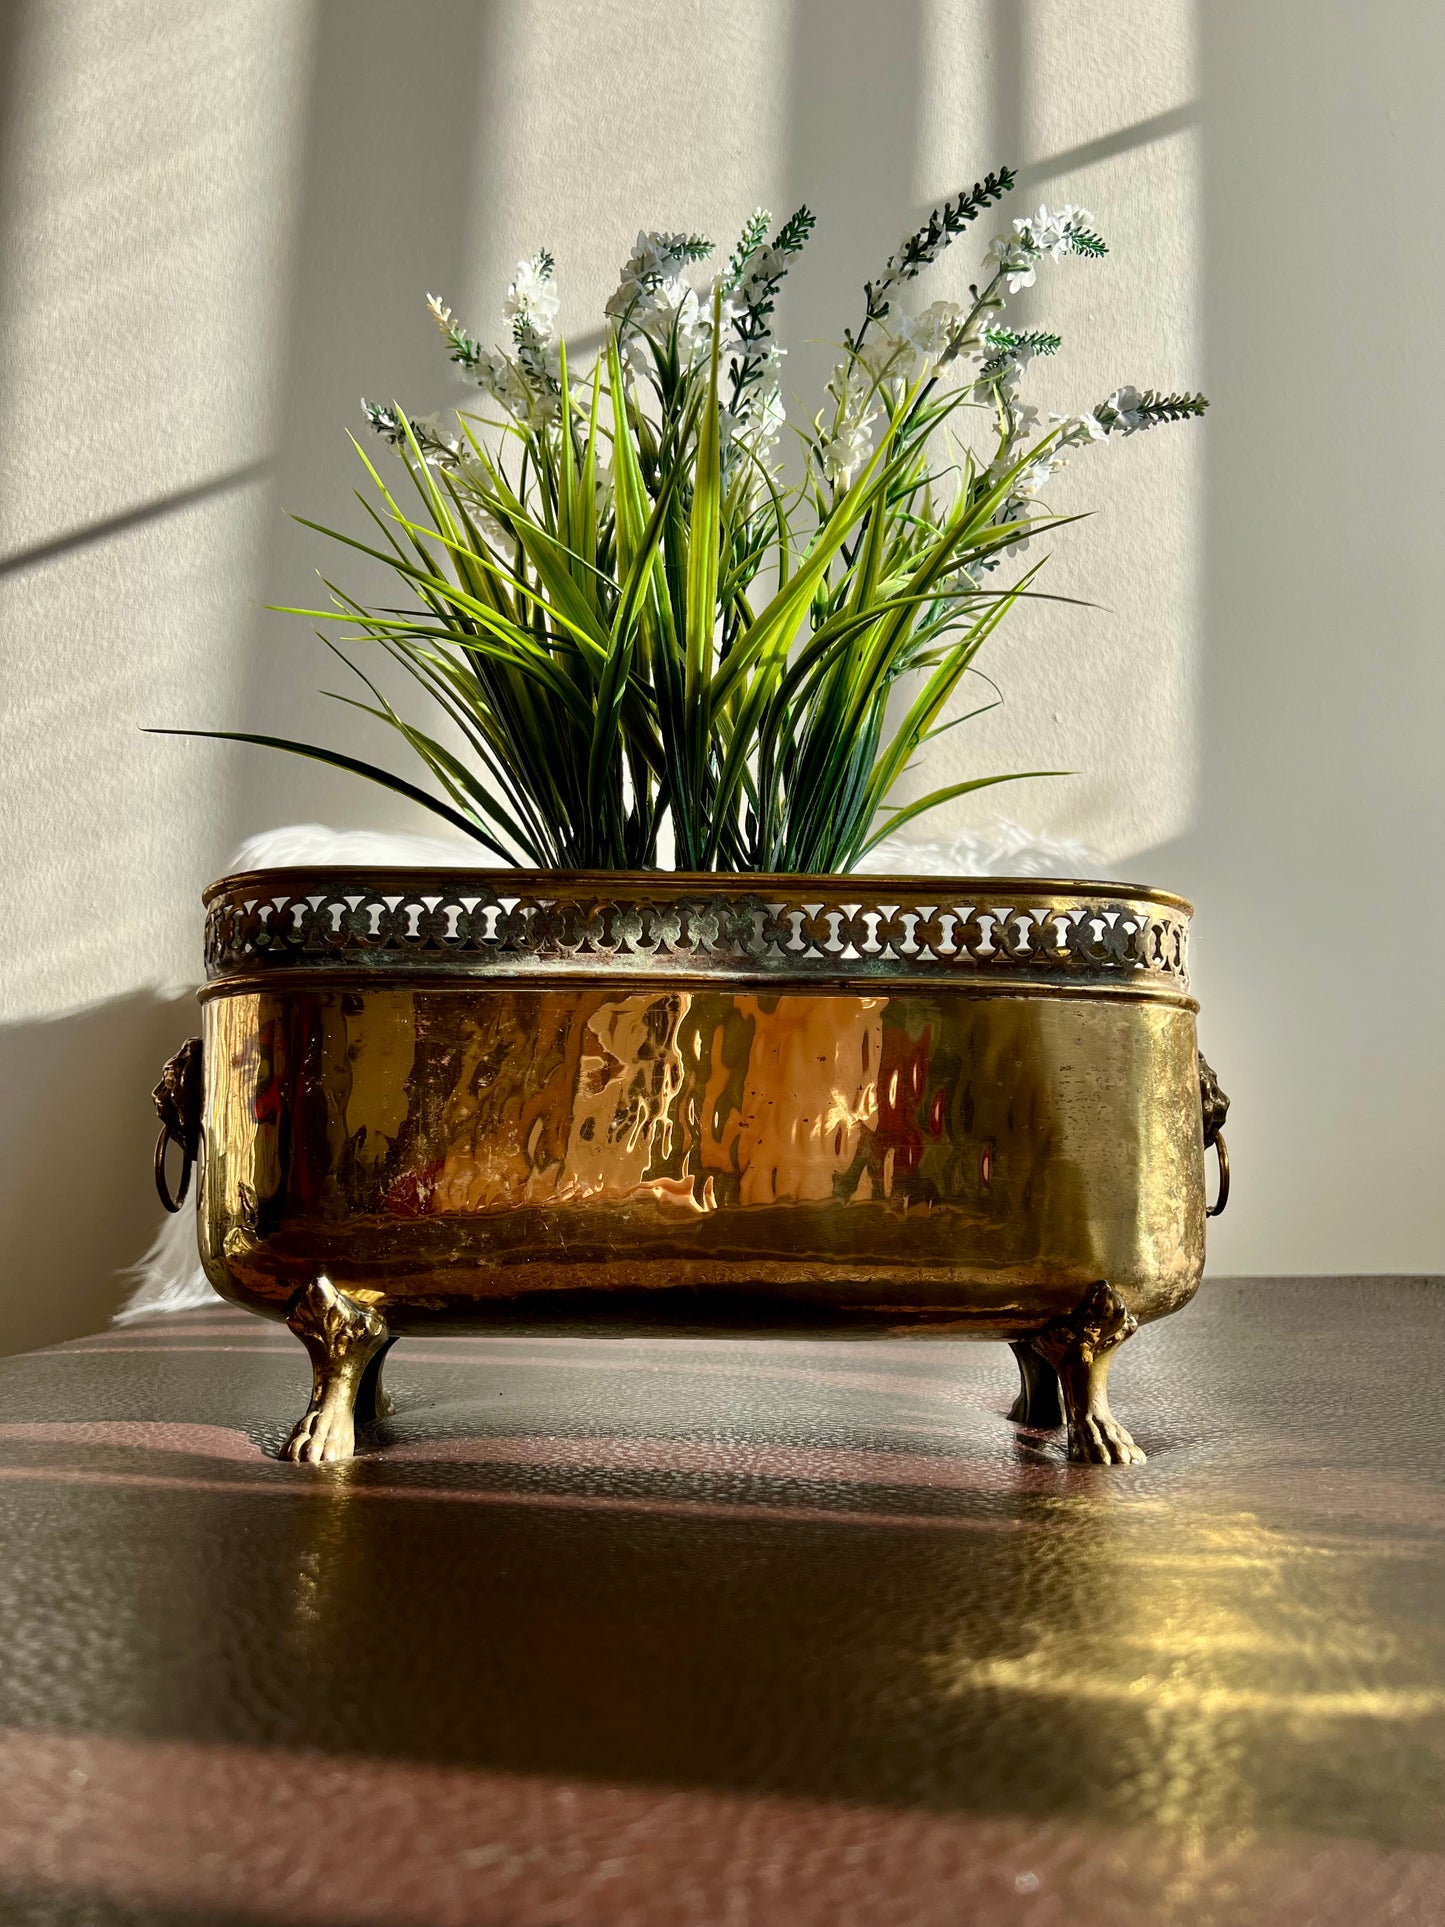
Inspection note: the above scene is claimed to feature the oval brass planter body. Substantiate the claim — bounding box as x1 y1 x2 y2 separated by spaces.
195 869 1207 1341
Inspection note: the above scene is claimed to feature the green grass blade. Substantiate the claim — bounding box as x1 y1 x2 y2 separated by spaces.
145 728 508 855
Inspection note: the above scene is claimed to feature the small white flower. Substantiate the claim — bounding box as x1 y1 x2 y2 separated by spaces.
851 331 911 386
987 356 1028 408
720 383 786 509
608 232 710 335
987 233 1037 294
712 276 749 332
1013 203 1095 260
993 496 1034 551
632 231 702 282
471 344 560 426
722 381 785 449
1013 205 1049 241
607 258 707 364
753 384 787 441
1052 408 1111 446
671 289 710 362
1014 445 1064 498
896 299 964 364
1102 384 1145 432
504 256 559 339
737 244 790 295
816 409 877 488
724 335 785 381
471 346 529 415
1052 203 1094 240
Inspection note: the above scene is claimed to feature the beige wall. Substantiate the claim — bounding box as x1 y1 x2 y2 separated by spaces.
0 0 1440 1349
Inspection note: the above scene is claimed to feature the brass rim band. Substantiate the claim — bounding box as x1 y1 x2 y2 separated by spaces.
201 869 1194 999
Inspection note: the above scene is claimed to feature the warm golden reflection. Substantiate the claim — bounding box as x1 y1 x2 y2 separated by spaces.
200 982 1206 1334
926 1493 1445 1845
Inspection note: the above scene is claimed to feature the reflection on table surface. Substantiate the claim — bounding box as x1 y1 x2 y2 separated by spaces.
1 1277 1442 1926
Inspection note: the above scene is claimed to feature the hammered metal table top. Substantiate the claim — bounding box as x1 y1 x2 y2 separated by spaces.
1 1278 1442 1926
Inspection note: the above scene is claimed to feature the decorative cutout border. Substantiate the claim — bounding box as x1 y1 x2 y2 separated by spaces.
203 869 1191 995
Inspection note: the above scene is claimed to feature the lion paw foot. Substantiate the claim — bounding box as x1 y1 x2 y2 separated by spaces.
1068 1412 1146 1466
282 1401 357 1464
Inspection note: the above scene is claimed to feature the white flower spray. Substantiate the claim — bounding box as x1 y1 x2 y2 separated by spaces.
196 160 1209 886
359 175 1205 724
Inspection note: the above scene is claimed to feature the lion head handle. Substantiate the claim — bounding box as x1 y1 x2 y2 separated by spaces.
1197 1052 1230 1217
1198 1053 1229 1146
153 1037 203 1212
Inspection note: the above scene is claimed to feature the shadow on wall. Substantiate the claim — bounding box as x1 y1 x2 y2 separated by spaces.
231 0 493 840
0 993 195 1356
0 0 493 1352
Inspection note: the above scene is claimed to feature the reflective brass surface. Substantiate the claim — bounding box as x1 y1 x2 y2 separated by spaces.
187 869 1217 1463
199 980 1206 1334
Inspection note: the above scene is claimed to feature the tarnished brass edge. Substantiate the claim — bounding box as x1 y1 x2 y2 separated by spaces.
202 865 1196 917
196 969 1198 1009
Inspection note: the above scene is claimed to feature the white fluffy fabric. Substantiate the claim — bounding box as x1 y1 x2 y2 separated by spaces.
117 817 1098 1322
117 1203 220 1322
857 818 1100 880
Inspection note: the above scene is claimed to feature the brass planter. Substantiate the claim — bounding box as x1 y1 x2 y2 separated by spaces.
153 869 1229 1466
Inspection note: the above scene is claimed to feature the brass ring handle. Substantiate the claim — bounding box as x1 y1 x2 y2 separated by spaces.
151 1037 204 1215
1206 1131 1230 1218
154 1127 194 1213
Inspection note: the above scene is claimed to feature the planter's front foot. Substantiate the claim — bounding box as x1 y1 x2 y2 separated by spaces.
282 1278 390 1464
1007 1341 1065 1429
1029 1282 1146 1466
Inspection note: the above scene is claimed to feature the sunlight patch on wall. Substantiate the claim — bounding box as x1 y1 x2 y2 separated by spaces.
462 0 792 344
0 0 316 1021
906 0 1203 866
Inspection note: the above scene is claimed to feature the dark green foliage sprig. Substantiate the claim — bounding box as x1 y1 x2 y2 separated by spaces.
772 205 817 257
853 166 1017 345
974 327 1065 382
723 209 771 290
427 296 485 375
362 399 405 444
1063 228 1108 257
983 326 1063 356
1109 389 1210 430
1136 389 1209 423
362 401 457 464
725 205 816 414
506 257 559 394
